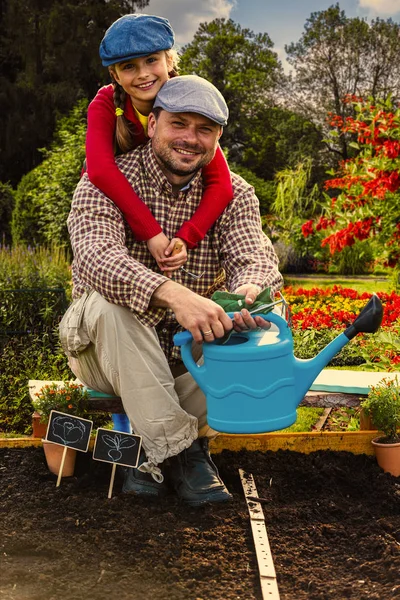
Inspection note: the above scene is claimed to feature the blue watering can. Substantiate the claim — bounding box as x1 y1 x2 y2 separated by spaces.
173 294 383 434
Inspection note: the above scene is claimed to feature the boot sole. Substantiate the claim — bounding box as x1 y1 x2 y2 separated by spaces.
182 492 233 507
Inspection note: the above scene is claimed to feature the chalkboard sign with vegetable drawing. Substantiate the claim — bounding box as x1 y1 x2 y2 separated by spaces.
45 411 93 452
93 429 142 468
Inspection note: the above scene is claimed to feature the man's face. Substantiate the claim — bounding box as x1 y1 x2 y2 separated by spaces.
147 111 222 180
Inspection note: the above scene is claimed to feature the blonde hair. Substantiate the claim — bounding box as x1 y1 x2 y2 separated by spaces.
110 49 180 154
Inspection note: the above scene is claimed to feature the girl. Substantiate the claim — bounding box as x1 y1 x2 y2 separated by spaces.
86 13 233 274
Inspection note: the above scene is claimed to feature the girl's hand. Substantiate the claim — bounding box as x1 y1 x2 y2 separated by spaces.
146 232 171 271
162 238 188 277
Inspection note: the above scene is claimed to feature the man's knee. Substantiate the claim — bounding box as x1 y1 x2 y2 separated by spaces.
87 292 133 333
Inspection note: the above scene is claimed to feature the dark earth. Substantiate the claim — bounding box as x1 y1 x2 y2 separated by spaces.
1 445 400 600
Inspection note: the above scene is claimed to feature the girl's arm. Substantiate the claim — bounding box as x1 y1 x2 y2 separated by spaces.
86 86 162 241
175 145 233 248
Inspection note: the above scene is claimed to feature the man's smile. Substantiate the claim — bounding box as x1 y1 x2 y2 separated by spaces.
174 147 199 156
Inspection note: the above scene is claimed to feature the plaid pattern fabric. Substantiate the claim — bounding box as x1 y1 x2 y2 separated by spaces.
68 142 283 363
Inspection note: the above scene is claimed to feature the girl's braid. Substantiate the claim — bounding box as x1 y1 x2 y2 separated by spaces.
113 81 134 154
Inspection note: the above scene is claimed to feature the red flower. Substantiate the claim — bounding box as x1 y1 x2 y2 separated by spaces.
301 220 314 238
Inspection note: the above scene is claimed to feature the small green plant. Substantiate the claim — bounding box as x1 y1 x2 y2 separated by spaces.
361 377 400 443
33 381 89 423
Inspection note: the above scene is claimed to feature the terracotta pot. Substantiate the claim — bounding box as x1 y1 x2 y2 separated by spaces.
359 408 377 431
42 440 77 477
371 437 400 477
32 412 48 439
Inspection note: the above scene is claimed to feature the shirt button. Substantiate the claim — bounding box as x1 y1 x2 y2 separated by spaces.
162 328 168 333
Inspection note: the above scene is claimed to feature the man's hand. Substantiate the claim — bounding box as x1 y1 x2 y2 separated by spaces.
233 284 261 306
152 281 233 343
232 284 269 333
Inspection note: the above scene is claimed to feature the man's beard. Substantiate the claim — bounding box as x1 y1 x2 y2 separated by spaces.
153 139 214 176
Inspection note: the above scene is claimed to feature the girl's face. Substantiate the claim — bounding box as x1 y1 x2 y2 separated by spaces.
111 51 172 115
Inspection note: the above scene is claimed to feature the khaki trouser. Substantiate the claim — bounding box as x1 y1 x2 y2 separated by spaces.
59 291 214 479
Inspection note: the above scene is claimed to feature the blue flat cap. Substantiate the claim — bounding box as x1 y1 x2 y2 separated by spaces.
153 75 229 126
100 14 175 67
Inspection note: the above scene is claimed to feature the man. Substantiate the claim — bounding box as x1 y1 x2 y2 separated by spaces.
60 75 283 506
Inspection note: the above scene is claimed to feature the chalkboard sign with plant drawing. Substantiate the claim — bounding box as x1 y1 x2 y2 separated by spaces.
46 411 93 452
93 428 142 498
44 410 93 487
93 429 141 468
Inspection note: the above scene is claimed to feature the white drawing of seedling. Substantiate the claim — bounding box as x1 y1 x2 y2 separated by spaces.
102 433 137 461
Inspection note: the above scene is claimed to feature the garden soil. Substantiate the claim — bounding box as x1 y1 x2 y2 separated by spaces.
1 445 400 600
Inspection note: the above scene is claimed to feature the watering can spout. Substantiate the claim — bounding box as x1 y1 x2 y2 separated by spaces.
343 293 383 340
294 294 383 401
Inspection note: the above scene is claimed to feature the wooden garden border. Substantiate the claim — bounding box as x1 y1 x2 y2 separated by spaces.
1 430 377 454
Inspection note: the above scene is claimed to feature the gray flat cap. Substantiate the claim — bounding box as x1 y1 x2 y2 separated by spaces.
153 75 228 126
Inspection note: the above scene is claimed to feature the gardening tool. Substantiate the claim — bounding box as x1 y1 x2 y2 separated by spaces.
173 294 383 434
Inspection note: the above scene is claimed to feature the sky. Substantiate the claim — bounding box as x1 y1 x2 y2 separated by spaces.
137 0 400 71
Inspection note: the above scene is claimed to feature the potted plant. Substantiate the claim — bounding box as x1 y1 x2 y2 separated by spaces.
33 382 90 477
360 376 400 477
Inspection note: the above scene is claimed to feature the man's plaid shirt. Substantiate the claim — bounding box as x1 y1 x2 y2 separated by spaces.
68 142 283 364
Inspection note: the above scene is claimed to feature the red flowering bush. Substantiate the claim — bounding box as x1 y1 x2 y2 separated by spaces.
301 96 400 270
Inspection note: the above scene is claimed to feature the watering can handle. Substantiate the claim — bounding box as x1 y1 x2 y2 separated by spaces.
173 311 288 347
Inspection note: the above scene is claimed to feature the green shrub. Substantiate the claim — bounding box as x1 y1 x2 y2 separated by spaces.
329 241 375 275
0 332 110 434
0 332 73 434
0 245 72 335
12 99 87 247
293 328 365 366
0 244 71 290
0 244 75 433
228 162 277 216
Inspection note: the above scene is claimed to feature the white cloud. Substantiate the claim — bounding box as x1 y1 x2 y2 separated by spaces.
137 0 237 45
358 0 400 15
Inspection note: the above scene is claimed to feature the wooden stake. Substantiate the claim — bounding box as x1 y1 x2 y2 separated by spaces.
108 463 117 499
56 446 68 487
239 469 280 600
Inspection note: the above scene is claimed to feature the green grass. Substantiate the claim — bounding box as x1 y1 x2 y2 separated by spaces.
280 407 325 433
284 276 390 294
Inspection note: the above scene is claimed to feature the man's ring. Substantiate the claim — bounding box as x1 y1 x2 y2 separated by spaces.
203 330 213 336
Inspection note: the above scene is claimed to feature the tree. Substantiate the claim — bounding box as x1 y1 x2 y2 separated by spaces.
286 4 400 160
238 106 325 181
0 0 148 185
0 182 14 245
301 96 400 273
179 18 284 157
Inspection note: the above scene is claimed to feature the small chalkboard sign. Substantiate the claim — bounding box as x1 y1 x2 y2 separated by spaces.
93 429 142 498
45 410 93 453
93 428 142 468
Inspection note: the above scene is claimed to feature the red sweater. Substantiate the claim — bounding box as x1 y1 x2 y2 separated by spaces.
86 84 233 248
